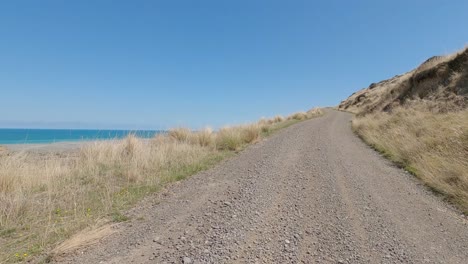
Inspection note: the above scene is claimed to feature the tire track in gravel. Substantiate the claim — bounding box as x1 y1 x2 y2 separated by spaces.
53 110 468 264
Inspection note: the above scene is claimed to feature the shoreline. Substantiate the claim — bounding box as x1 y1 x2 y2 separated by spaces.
2 141 88 153
2 138 154 154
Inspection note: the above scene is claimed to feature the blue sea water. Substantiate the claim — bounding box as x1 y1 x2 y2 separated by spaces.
0 129 163 144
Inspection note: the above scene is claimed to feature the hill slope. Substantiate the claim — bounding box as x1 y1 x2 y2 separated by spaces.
339 47 468 114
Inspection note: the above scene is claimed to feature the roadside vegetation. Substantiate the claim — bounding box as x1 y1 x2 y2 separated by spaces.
0 108 323 263
352 102 468 213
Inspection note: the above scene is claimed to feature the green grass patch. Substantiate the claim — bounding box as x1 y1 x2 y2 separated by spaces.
111 211 130 223
261 119 300 137
0 228 16 238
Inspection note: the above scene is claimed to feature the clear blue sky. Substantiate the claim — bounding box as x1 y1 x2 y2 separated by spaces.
1 0 467 129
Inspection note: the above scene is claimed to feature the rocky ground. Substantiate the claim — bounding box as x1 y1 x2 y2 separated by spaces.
52 110 468 264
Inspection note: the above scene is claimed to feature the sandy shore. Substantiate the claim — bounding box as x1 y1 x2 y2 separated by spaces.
2 141 88 154
2 139 152 154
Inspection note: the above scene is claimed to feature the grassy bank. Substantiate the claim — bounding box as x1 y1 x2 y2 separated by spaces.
352 104 468 213
0 108 323 263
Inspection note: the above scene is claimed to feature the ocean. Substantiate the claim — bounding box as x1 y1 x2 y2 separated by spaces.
0 129 163 144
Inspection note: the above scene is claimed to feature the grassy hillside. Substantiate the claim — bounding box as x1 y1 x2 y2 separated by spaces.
339 47 467 114
0 108 323 263
341 47 468 213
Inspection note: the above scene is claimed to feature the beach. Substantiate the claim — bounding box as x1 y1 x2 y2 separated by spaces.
1 138 156 155
2 141 86 153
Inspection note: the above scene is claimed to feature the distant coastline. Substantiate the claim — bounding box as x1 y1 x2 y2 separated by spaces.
0 128 164 145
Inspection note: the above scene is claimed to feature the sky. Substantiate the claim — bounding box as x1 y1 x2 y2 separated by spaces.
1 0 467 129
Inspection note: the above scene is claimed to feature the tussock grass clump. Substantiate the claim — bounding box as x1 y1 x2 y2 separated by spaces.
307 107 324 118
189 128 215 147
168 128 191 142
169 127 215 147
353 105 468 213
215 127 243 151
257 118 270 126
241 124 261 144
273 115 285 123
288 112 308 121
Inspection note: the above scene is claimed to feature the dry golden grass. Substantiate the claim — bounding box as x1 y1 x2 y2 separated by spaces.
273 115 285 123
168 127 191 142
0 108 323 262
353 104 468 213
307 107 324 118
288 112 308 121
241 124 261 144
415 46 467 74
52 223 114 255
0 136 218 262
287 108 324 121
215 127 244 151
264 115 286 124
188 128 215 147
256 115 289 126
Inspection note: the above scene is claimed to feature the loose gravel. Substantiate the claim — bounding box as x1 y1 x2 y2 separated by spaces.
52 110 468 264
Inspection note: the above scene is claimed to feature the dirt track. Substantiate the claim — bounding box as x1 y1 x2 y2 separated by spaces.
53 110 468 264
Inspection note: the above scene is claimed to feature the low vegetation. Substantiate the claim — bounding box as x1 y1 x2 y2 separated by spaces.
0 108 323 262
353 103 468 213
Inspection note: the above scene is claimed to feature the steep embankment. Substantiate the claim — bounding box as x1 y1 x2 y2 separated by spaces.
340 47 468 213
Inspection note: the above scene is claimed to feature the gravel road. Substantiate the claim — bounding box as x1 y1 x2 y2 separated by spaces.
53 110 468 264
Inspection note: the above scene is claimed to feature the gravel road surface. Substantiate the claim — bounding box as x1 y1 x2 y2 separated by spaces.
53 110 468 264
